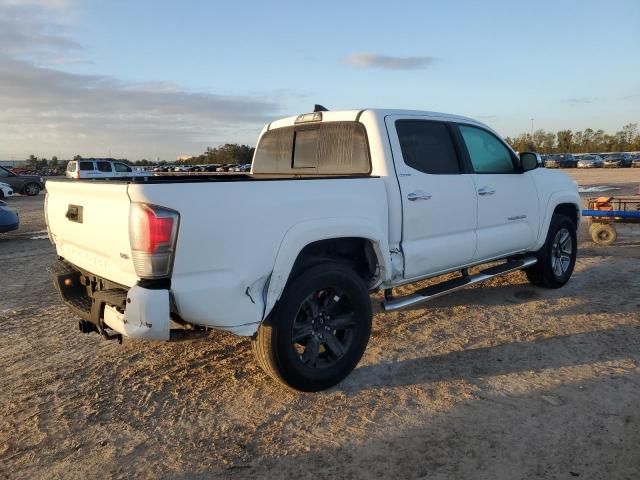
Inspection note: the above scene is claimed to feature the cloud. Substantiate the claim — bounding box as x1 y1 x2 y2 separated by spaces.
344 53 435 70
0 56 282 158
0 0 283 159
0 0 82 63
0 0 71 7
565 97 598 106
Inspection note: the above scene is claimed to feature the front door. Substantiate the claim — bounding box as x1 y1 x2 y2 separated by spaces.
456 124 539 261
386 116 478 279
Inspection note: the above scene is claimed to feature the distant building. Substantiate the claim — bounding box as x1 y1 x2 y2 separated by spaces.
176 155 193 161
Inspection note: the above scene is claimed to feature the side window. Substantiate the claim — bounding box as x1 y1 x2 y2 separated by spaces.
66 162 77 172
396 120 461 174
96 161 112 172
79 161 94 171
459 125 516 173
114 163 132 173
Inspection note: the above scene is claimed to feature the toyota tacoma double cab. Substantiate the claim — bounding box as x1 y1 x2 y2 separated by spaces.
45 108 580 391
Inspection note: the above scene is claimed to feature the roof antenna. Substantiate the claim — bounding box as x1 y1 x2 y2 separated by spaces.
314 104 329 112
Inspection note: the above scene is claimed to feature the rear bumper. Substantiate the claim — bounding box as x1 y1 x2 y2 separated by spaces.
51 259 171 341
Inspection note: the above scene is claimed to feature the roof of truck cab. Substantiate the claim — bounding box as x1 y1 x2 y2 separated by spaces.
266 108 488 132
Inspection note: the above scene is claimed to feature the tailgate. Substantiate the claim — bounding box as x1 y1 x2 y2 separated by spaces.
46 180 138 287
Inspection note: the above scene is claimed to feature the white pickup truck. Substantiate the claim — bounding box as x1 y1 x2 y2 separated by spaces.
46 108 580 391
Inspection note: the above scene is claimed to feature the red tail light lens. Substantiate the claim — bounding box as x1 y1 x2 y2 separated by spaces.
129 203 179 279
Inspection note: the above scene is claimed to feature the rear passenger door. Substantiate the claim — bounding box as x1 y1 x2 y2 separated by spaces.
386 116 478 279
455 124 539 261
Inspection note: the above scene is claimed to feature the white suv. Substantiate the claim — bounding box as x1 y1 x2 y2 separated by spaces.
66 160 151 179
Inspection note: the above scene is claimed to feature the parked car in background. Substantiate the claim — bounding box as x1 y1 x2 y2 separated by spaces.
631 155 640 168
204 164 222 172
0 200 19 233
215 164 232 172
0 182 13 199
577 155 603 168
66 160 152 179
0 166 45 196
602 153 632 168
544 154 577 168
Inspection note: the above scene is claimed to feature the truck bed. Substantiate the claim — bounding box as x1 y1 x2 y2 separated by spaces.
45 175 389 335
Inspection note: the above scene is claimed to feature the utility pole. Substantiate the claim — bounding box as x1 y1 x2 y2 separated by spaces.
530 118 535 136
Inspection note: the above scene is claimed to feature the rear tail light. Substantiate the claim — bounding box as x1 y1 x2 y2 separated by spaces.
129 203 179 279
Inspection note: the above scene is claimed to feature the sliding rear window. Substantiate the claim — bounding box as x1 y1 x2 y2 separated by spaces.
253 122 370 175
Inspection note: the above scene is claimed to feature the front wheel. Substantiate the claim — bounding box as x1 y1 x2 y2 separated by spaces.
525 214 577 288
252 262 372 392
23 183 40 196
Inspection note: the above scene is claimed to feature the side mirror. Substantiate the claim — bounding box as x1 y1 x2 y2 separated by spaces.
520 152 539 172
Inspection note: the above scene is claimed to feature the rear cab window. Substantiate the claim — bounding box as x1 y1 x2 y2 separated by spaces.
253 121 370 175
66 161 77 172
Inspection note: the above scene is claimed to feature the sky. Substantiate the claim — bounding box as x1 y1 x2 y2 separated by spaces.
0 0 639 160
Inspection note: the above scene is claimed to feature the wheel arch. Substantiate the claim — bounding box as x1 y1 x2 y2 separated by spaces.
263 218 390 321
553 202 580 227
534 194 581 251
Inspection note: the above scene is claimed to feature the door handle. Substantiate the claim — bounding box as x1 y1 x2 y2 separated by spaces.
407 191 432 201
477 187 496 196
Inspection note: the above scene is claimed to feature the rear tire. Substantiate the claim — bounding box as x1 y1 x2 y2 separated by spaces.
590 223 617 246
253 262 372 392
526 214 577 288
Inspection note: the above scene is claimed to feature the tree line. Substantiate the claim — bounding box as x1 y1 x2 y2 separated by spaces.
176 143 254 165
505 123 639 154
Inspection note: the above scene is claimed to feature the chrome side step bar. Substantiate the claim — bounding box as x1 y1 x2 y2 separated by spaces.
382 257 538 312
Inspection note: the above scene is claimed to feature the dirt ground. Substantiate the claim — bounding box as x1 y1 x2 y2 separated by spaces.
1 170 639 480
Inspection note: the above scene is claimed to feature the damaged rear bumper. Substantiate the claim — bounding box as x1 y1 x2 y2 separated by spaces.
51 259 171 341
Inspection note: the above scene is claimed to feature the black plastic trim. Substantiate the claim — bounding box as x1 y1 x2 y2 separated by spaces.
137 278 171 290
45 173 379 185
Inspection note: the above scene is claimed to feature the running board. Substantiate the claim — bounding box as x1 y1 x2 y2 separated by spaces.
382 257 538 312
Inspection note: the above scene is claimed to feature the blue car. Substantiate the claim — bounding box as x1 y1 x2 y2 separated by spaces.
0 200 19 233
